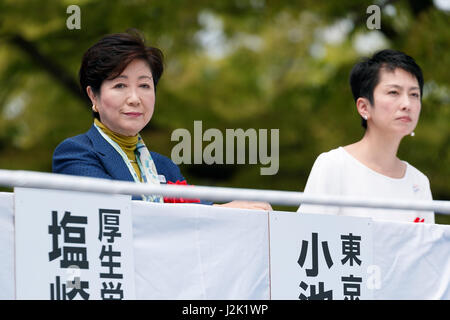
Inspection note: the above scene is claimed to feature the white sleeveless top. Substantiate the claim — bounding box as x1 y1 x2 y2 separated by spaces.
298 147 435 223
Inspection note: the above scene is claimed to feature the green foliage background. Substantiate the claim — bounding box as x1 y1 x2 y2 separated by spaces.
0 0 448 223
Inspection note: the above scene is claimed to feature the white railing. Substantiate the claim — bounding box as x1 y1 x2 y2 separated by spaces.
0 169 449 214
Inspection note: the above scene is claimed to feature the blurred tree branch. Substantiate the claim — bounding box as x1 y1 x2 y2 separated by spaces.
5 33 86 103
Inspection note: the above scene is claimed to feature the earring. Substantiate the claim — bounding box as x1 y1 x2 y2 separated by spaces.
363 115 368 120
92 105 98 112
410 132 415 137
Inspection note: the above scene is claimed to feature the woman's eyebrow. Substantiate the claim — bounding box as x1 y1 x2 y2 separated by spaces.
384 84 420 90
138 75 153 80
112 75 153 80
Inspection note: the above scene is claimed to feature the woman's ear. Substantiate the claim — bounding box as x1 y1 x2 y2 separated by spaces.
356 97 371 120
86 86 97 106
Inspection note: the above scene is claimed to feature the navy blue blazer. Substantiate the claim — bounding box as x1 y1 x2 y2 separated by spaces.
53 124 211 204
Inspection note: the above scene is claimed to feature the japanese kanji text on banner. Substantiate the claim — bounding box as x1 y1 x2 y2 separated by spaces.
14 188 136 300
269 212 373 300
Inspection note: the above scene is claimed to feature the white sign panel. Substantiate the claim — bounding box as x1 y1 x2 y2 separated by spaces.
14 188 136 300
270 212 373 300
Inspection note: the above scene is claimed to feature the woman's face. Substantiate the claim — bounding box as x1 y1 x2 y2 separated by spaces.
89 59 155 136
367 68 421 137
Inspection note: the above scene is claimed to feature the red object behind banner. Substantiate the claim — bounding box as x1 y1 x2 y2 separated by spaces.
163 180 201 203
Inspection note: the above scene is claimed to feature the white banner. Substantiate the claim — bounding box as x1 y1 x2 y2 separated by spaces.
14 188 136 300
269 212 373 300
0 192 448 299
131 202 270 299
372 220 450 299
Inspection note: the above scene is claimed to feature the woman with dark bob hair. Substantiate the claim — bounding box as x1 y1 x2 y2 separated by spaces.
53 30 271 210
298 49 434 223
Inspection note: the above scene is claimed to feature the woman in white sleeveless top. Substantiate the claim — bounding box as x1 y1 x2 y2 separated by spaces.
298 49 434 223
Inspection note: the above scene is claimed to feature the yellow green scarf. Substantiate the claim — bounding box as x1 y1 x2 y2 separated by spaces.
94 118 142 181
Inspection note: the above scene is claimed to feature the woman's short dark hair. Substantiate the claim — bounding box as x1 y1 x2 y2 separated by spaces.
349 49 424 129
79 29 164 118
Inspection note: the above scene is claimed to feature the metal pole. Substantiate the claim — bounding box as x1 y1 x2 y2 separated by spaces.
0 169 449 213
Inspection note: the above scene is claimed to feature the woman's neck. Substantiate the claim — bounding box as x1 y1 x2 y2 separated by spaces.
94 118 142 180
94 118 138 149
344 129 406 178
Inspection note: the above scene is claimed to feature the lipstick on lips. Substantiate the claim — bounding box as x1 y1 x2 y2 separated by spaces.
124 112 142 117
397 116 412 122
